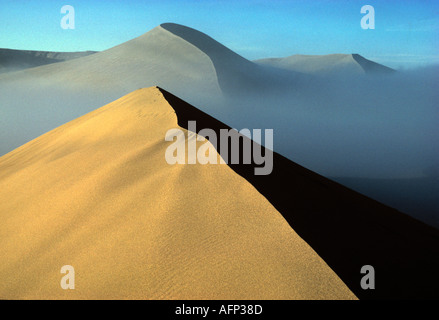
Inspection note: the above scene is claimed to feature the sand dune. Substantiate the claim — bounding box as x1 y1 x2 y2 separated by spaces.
255 53 394 75
0 23 281 97
0 23 224 97
0 23 392 160
0 48 96 74
159 23 294 95
0 23 292 156
0 87 355 300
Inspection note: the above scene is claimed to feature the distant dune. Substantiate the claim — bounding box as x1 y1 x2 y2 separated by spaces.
0 48 96 74
0 23 436 236
159 23 295 95
0 87 356 300
255 53 394 75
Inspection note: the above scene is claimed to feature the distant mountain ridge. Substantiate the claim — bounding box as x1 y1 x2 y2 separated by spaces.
0 48 96 74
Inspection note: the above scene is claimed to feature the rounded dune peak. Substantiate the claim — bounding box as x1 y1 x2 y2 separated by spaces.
158 22 248 61
159 22 196 31
0 87 357 300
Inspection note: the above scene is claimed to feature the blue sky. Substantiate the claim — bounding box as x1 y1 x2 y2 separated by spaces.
0 0 437 68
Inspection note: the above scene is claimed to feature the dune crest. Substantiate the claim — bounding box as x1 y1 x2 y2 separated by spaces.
0 87 355 300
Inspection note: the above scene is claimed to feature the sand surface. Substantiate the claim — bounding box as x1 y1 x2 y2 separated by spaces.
0 87 356 299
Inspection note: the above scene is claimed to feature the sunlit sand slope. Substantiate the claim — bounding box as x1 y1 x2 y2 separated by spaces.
0 87 355 300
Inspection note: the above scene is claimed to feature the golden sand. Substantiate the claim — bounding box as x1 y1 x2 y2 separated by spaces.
0 87 356 299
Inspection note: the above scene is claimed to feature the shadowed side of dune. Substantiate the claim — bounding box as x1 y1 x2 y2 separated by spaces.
160 23 300 95
159 87 439 299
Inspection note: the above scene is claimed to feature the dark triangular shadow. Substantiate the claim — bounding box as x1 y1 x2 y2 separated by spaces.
159 87 439 299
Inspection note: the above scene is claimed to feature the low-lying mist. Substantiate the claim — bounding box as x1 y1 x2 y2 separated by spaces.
201 65 439 227
206 66 439 180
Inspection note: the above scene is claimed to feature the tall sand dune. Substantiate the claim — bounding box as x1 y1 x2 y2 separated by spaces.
0 23 283 97
0 87 356 300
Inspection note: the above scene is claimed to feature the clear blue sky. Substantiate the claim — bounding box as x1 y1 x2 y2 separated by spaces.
0 0 437 68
